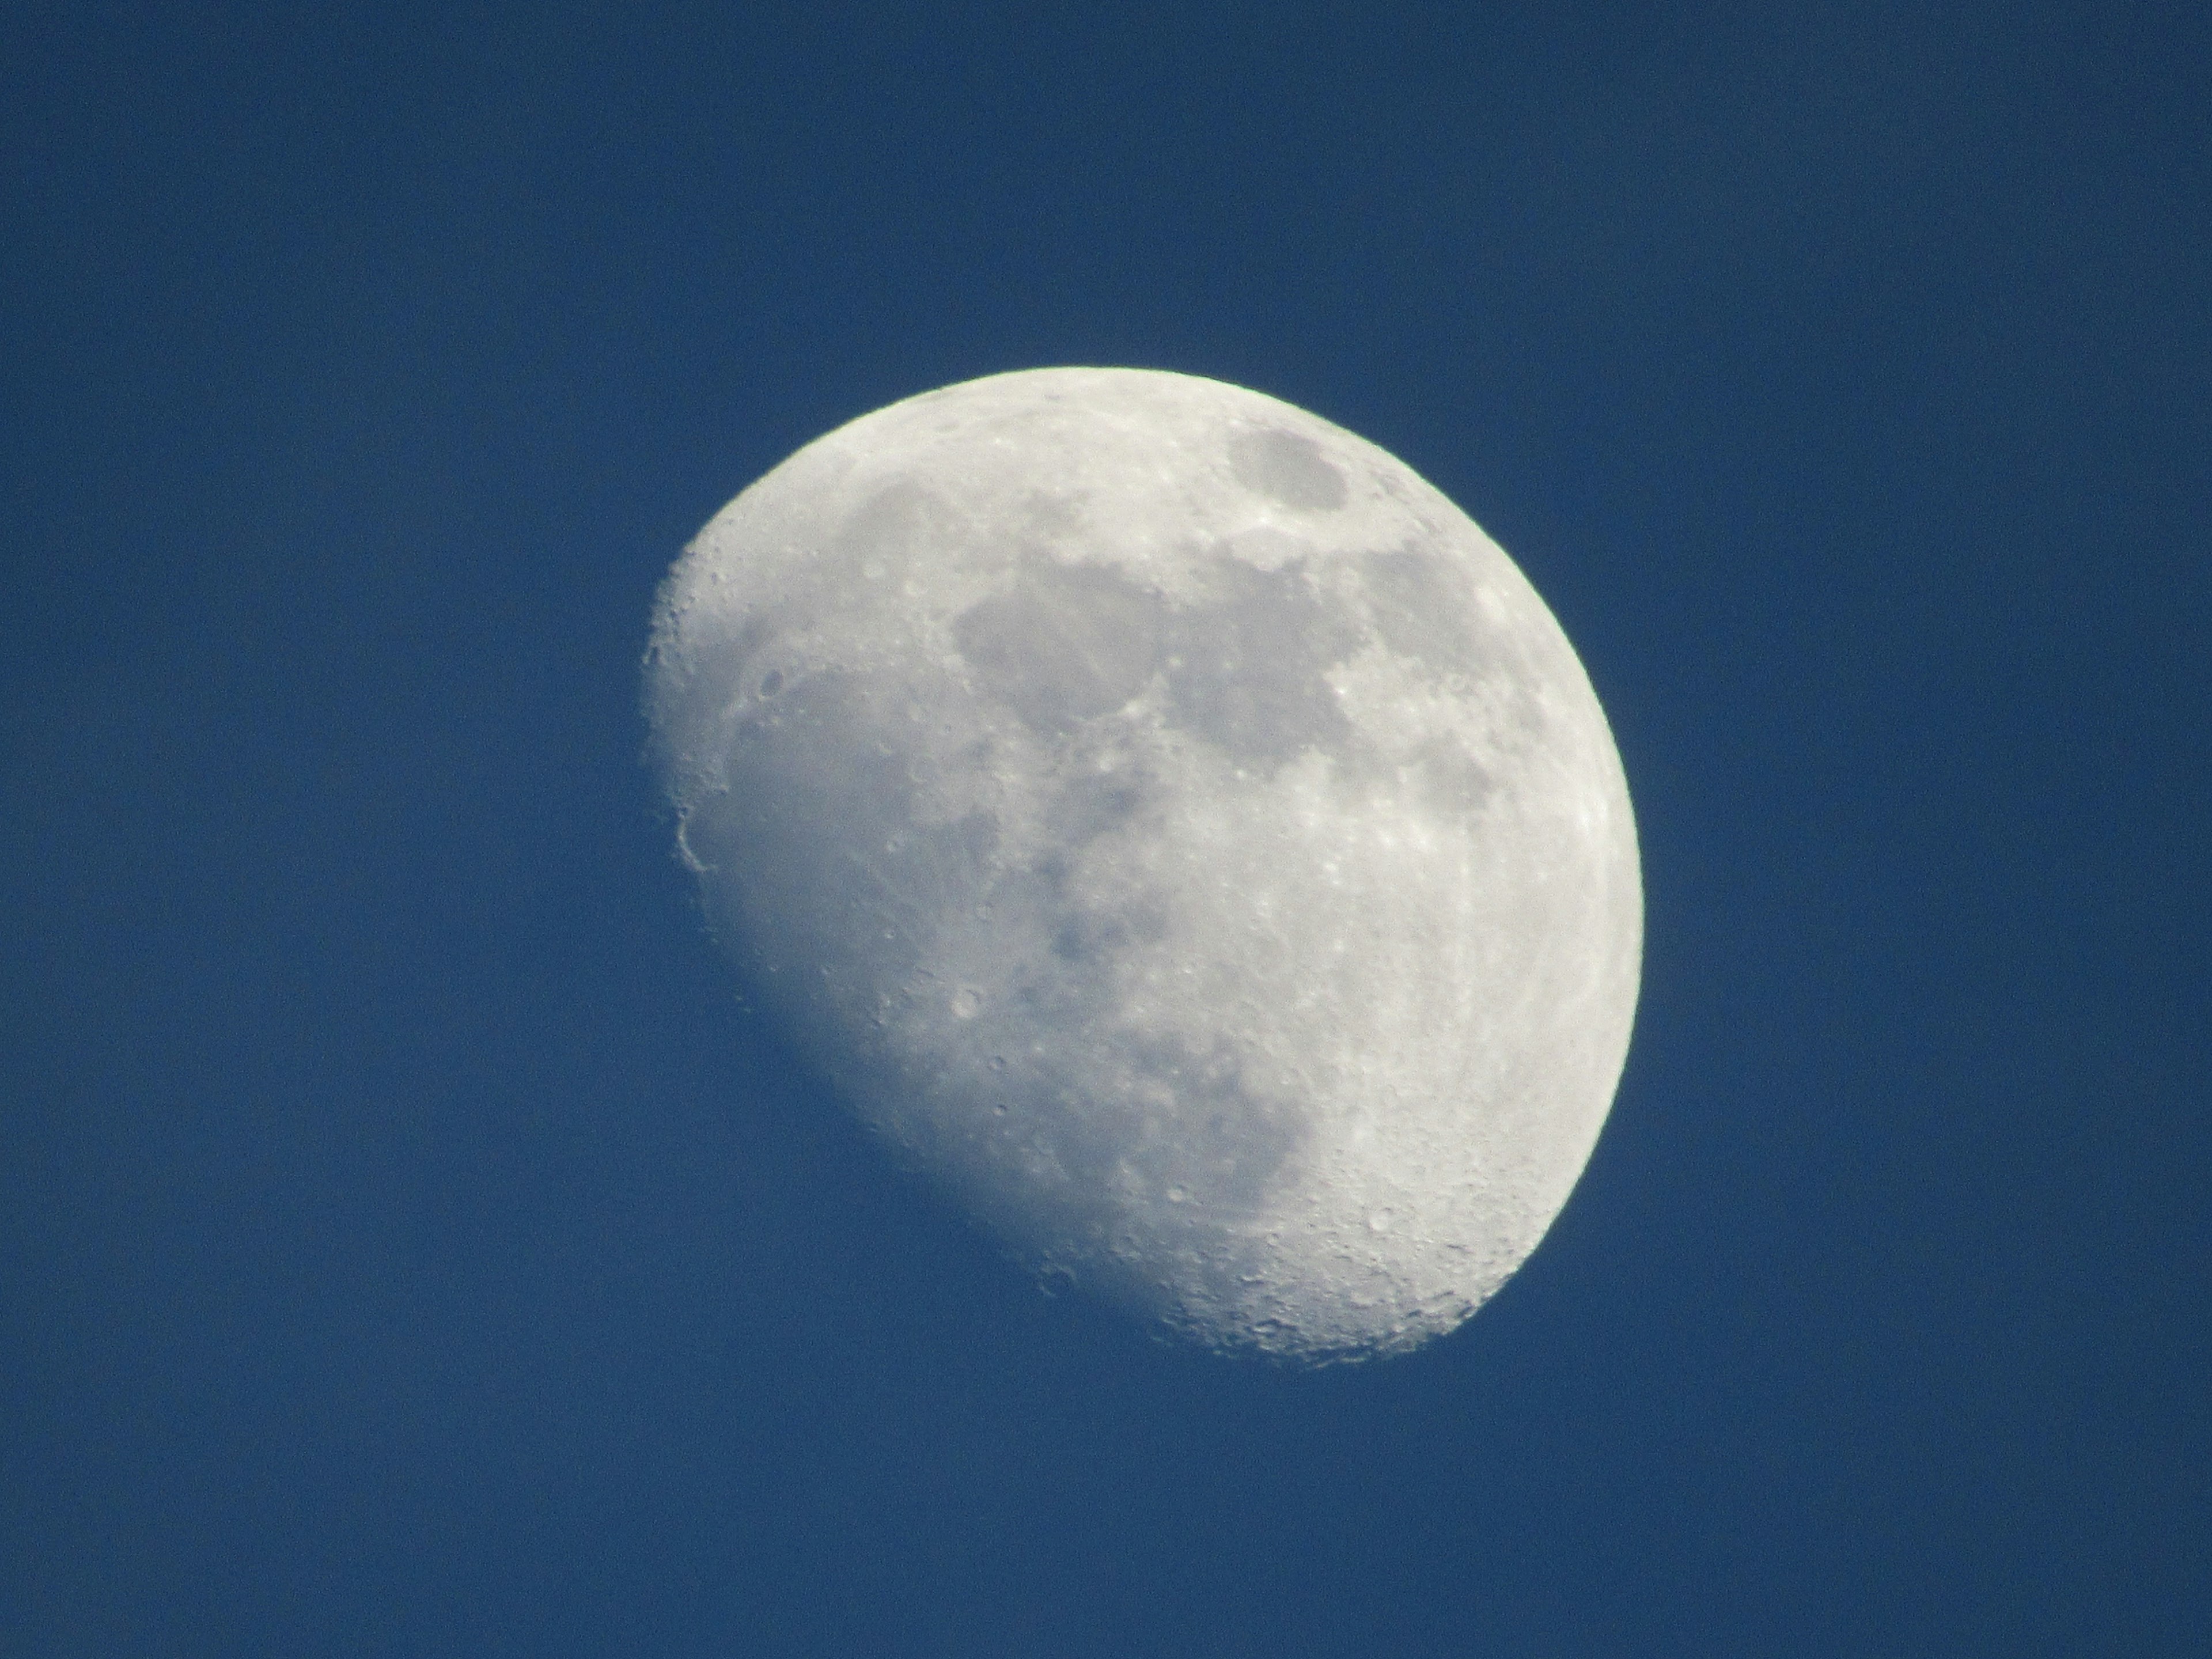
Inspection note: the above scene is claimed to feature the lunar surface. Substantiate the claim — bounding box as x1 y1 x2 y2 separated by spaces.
645 368 1641 1362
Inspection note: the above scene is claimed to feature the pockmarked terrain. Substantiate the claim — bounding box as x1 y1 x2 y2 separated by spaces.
645 368 1641 1362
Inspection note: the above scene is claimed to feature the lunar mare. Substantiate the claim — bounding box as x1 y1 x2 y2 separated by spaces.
645 368 1641 1362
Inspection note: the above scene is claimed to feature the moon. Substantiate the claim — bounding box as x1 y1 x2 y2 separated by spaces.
645 367 1641 1363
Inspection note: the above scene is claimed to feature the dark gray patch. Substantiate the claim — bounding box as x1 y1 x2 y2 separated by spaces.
1414 736 1496 816
1049 908 1137 965
1048 767 1150 846
1359 547 1485 676
1165 559 1358 767
1229 427 1347 512
831 478 957 578
955 563 1168 735
998 843 1166 975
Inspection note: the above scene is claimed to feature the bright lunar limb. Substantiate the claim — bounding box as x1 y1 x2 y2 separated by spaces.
645 368 1641 1363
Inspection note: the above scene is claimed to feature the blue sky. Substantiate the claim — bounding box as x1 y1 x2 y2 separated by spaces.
5 5 2206 1654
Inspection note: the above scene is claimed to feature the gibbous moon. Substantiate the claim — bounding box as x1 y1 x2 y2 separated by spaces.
645 368 1641 1363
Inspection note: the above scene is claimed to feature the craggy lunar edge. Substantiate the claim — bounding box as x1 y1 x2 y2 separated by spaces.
644 368 1642 1363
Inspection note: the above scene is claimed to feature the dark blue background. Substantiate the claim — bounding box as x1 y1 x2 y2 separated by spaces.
6 4 2206 1654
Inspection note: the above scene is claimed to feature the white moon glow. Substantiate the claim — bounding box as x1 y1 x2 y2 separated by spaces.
645 368 1641 1362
